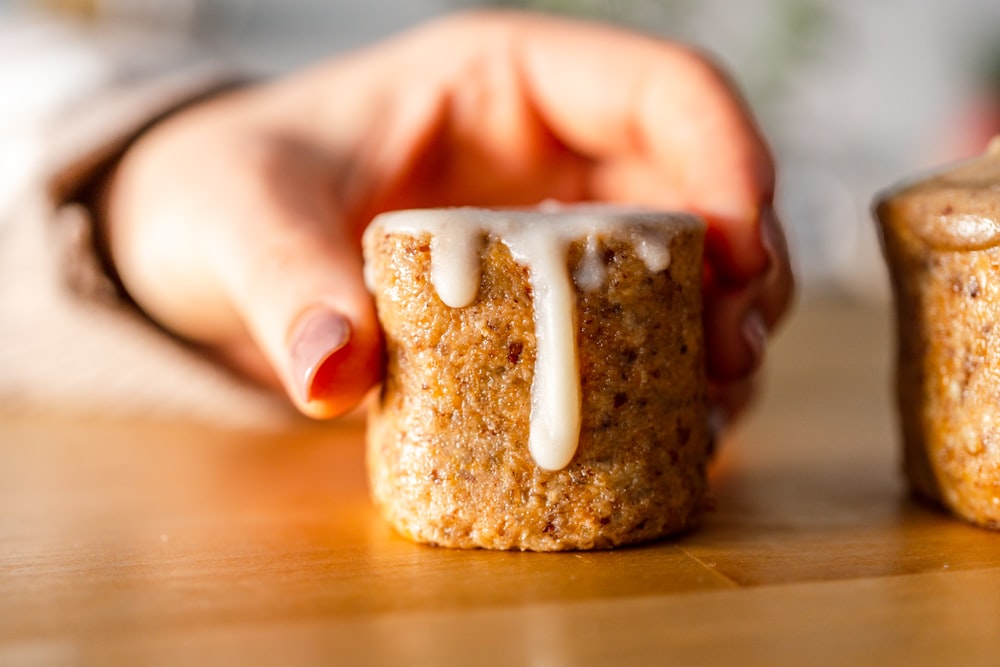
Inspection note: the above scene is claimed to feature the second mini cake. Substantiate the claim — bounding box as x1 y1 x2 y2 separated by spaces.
362 205 709 551
876 141 1000 529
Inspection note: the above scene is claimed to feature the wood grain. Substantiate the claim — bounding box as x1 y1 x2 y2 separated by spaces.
3 297 1000 666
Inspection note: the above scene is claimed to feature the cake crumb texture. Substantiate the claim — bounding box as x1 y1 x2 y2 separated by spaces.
878 151 1000 529
365 225 709 550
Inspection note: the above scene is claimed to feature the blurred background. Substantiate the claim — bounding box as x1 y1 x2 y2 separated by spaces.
7 0 1000 299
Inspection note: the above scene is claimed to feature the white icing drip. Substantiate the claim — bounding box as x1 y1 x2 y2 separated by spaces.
631 225 673 272
573 236 606 292
430 226 482 307
498 223 581 470
363 204 703 471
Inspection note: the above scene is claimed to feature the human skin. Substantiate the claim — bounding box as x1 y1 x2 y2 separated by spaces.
96 10 794 421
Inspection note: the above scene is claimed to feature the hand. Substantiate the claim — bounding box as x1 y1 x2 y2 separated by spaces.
97 10 793 420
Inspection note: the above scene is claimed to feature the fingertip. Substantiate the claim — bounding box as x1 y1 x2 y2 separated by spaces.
707 372 760 438
758 205 796 328
759 205 784 269
287 306 384 419
740 308 767 372
702 206 770 287
704 291 765 382
300 338 383 419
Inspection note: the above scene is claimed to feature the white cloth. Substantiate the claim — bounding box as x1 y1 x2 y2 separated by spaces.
0 11 297 428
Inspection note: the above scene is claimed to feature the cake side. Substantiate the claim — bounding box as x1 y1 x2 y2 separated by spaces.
877 171 1000 528
364 219 708 550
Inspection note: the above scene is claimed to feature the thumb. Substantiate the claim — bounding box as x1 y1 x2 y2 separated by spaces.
99 99 382 419
203 174 383 420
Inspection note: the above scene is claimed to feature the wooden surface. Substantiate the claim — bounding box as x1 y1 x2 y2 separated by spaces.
4 297 1000 665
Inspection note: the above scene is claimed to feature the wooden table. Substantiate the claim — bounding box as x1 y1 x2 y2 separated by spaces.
3 297 1000 665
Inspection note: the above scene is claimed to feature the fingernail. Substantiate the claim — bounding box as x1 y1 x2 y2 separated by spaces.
288 308 350 403
759 206 782 271
707 405 728 447
741 308 767 371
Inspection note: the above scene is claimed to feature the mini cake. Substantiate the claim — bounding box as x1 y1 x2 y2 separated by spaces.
876 139 1000 529
362 204 709 550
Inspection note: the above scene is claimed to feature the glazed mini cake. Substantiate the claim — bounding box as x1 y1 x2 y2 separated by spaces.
362 204 709 550
876 140 1000 529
